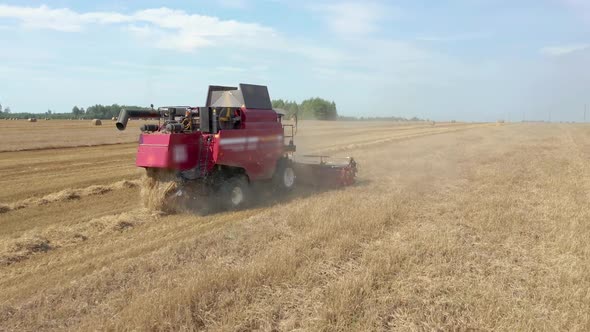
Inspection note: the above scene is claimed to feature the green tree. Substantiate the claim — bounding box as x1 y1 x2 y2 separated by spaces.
272 99 285 109
272 97 338 120
286 102 299 119
72 106 82 117
300 97 338 120
4 106 11 114
84 104 148 119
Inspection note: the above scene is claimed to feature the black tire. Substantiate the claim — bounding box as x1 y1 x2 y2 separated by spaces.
273 159 296 192
219 175 249 210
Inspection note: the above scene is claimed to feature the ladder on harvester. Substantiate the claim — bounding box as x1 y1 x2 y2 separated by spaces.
196 135 211 178
283 124 296 152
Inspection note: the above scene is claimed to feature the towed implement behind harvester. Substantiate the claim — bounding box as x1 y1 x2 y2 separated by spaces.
116 83 357 211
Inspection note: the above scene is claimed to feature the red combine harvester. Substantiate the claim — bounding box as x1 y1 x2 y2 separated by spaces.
116 83 357 210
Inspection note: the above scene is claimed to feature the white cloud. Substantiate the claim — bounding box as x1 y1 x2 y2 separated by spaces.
0 4 355 68
215 65 270 73
217 0 249 9
216 66 247 72
540 44 589 56
0 4 130 31
415 32 489 42
0 5 275 51
311 2 394 37
109 61 202 73
130 8 277 51
0 5 78 31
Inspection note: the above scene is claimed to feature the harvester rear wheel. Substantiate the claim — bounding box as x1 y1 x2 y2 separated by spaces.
273 159 296 192
219 175 249 210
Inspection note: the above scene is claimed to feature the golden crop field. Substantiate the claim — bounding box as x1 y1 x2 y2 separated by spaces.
1 120 589 331
0 119 153 152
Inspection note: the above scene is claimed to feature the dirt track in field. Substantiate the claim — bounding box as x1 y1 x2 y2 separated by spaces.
2 120 590 331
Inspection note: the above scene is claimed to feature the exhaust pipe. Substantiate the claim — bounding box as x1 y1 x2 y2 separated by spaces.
116 109 161 131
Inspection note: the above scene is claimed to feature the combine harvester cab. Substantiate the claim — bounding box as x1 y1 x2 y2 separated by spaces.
115 83 357 211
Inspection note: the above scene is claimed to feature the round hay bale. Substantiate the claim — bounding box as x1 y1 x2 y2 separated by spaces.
28 118 37 122
92 119 102 126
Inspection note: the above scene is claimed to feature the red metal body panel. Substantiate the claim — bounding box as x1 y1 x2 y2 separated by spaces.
215 108 283 180
136 132 203 170
135 107 284 180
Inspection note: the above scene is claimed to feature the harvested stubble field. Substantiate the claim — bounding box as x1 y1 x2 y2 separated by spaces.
1 120 589 331
0 119 154 152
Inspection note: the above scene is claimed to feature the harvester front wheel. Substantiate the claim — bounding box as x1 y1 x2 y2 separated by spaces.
220 175 249 210
273 159 296 192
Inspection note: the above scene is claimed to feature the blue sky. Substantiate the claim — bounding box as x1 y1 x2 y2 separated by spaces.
0 0 589 121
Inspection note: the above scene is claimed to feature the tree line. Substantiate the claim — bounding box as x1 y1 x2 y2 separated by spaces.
1 100 339 120
0 103 10 114
72 104 150 119
1 99 423 121
0 104 149 119
272 97 338 120
0 103 75 119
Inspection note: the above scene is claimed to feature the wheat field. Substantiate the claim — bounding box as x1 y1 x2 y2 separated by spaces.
1 120 589 331
0 119 150 152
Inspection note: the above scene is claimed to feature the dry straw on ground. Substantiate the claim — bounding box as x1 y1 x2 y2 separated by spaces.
0 119 158 151
1 122 588 330
140 168 179 213
0 179 139 214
